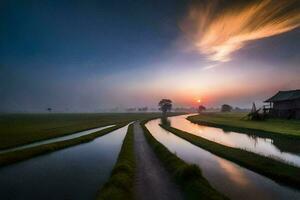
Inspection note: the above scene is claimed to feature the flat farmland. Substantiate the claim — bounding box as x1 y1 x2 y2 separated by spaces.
0 113 164 149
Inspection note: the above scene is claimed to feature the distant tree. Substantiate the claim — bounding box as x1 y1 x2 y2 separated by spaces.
138 107 148 112
47 108 52 112
158 99 172 116
235 107 241 111
198 105 206 113
221 104 232 112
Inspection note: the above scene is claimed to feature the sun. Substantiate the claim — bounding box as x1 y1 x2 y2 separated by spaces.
197 99 201 103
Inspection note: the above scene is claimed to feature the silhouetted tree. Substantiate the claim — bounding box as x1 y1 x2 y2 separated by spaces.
47 108 52 112
221 104 232 112
235 107 241 111
198 105 206 113
158 99 172 116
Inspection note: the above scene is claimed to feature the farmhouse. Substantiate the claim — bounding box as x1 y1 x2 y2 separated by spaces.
264 90 300 119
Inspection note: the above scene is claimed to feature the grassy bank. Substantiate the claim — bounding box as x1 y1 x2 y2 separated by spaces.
0 123 127 167
0 113 166 149
97 124 135 200
141 121 228 200
188 112 300 139
161 125 300 189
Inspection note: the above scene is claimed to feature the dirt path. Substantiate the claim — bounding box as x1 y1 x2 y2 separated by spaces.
133 122 183 200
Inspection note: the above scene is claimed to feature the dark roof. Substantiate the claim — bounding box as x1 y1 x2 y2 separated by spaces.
265 90 300 102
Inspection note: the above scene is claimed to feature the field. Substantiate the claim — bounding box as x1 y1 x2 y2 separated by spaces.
0 113 165 149
0 123 126 166
0 113 299 199
188 112 300 138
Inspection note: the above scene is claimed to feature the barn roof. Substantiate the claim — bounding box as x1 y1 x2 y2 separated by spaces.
265 90 300 102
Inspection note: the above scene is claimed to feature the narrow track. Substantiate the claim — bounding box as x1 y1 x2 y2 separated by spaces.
133 122 183 200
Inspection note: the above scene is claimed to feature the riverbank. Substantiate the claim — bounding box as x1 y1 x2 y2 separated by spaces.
0 113 167 149
187 112 300 139
0 123 127 166
97 124 135 200
161 124 300 189
142 120 228 200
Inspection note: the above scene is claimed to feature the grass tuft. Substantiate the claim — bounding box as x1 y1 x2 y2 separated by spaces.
97 124 135 200
174 164 202 184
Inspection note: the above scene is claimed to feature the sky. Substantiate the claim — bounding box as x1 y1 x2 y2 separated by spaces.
0 0 299 112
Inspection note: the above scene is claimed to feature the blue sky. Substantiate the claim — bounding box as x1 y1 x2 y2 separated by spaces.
1 0 299 112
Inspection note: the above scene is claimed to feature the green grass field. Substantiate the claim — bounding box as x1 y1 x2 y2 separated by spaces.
0 113 165 149
188 112 300 138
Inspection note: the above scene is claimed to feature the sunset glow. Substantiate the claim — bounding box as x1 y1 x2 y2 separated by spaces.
1 1 299 199
0 1 299 111
180 0 300 63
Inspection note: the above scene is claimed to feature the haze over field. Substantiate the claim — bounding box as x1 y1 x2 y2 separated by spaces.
1 0 299 112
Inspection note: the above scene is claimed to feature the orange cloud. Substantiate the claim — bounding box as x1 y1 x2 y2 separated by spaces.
180 0 300 62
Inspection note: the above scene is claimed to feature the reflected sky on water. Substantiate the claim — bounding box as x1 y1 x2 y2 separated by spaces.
146 119 300 200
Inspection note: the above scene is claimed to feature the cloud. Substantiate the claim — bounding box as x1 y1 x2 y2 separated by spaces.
180 0 300 62
202 64 219 70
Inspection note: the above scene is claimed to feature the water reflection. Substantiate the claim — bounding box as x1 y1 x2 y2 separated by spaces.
0 125 128 200
160 117 171 127
0 124 115 154
217 158 249 187
146 119 300 200
169 114 300 167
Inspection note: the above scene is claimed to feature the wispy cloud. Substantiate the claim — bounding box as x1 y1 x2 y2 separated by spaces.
202 63 219 70
180 0 300 62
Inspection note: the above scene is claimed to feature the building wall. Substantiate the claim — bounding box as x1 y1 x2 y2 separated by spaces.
272 99 300 119
274 101 293 110
295 99 300 109
296 109 300 119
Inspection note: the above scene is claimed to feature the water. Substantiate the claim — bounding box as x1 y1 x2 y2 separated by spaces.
0 125 115 154
0 125 128 200
146 119 300 200
168 114 300 167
